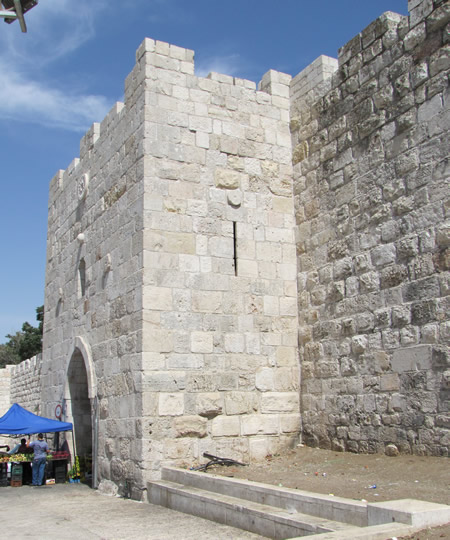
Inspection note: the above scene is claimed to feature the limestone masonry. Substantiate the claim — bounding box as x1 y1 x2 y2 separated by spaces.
1 0 448 496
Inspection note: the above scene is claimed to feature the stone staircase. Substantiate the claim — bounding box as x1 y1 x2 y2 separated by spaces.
147 467 450 539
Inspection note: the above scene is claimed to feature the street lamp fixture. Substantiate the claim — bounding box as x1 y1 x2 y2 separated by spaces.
0 0 38 33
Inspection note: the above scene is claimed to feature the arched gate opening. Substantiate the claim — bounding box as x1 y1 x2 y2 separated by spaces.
63 337 98 487
66 348 92 457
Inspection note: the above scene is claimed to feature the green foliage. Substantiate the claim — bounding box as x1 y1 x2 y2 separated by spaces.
0 341 21 368
0 306 43 368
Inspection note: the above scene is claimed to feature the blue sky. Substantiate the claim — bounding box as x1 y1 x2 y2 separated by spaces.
0 0 408 344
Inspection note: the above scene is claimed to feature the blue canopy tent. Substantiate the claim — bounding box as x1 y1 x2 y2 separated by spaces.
0 403 72 434
0 404 74 484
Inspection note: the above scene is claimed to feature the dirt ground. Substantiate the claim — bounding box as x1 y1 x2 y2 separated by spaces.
210 445 449 540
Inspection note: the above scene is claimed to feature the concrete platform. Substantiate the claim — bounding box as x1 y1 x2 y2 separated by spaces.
148 467 450 539
0 482 266 539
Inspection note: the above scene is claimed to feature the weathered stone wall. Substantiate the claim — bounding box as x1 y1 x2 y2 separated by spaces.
0 359 41 448
9 355 42 415
43 59 146 489
291 0 449 455
0 365 12 414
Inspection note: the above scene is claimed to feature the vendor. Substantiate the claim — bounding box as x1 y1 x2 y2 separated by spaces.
10 438 33 485
8 438 33 455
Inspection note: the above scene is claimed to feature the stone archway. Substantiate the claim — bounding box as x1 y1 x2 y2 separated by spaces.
64 337 98 486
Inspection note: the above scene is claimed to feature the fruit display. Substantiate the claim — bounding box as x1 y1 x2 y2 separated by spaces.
0 454 32 463
11 454 32 462
0 451 69 463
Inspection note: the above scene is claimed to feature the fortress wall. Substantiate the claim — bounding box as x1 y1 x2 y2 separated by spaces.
9 355 42 415
0 366 12 447
0 365 12 414
4 0 444 496
291 0 449 455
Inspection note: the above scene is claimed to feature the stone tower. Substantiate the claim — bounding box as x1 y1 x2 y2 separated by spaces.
43 40 299 492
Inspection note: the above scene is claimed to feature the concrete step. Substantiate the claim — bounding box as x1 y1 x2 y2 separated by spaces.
148 478 361 540
161 466 368 527
147 467 450 540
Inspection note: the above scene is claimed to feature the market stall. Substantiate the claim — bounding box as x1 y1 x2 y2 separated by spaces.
0 403 73 486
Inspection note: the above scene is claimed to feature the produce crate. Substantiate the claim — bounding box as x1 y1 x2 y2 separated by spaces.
10 479 22 487
53 461 67 483
54 460 66 470
11 464 22 477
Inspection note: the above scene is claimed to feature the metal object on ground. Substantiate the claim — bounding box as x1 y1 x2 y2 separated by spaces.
191 452 248 472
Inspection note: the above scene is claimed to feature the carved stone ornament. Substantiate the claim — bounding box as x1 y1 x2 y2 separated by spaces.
77 173 89 201
227 189 242 208
104 253 112 273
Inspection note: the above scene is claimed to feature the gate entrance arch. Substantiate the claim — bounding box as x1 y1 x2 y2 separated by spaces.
64 337 98 486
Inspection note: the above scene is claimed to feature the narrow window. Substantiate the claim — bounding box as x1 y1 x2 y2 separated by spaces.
78 259 86 298
233 221 238 276
56 298 62 317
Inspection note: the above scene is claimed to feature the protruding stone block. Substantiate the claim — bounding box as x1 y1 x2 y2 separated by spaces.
173 415 207 438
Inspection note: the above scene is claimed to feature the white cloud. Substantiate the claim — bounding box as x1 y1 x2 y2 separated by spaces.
0 60 111 131
195 54 242 79
0 0 112 131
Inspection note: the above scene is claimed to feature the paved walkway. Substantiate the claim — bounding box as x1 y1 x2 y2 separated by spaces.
0 483 267 539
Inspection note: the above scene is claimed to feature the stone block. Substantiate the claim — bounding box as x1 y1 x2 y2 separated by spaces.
276 346 297 367
192 291 222 313
211 416 240 437
280 414 300 433
261 392 299 413
380 373 400 391
190 332 213 353
255 368 275 392
143 328 173 353
418 93 443 122
248 437 279 461
164 438 194 461
159 393 184 416
143 286 173 311
196 393 223 418
166 353 203 370
214 168 246 189
173 415 207 438
145 230 196 255
225 392 258 415
391 345 432 373
224 333 245 353
241 414 279 436
371 244 397 267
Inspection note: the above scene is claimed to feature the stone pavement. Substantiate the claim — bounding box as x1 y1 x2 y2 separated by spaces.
0 483 266 539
